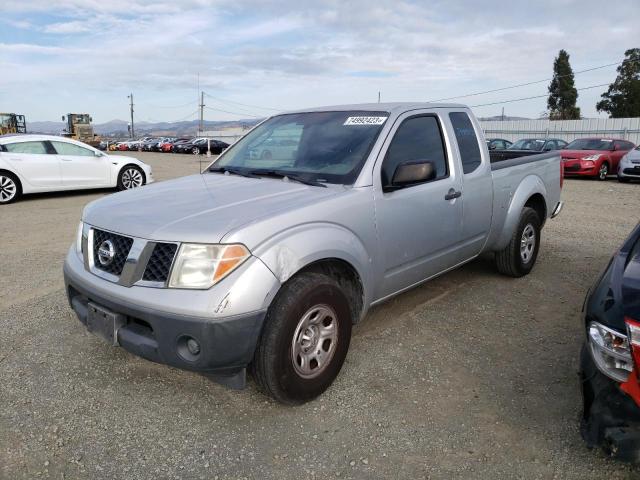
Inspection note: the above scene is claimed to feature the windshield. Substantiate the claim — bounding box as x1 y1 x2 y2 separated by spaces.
565 139 614 150
210 111 388 184
509 139 545 151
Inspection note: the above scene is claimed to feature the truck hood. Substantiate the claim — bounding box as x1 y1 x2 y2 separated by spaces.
83 173 341 243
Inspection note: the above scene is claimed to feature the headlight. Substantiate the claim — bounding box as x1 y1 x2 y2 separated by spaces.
76 221 84 254
588 321 633 382
168 244 250 289
583 154 601 161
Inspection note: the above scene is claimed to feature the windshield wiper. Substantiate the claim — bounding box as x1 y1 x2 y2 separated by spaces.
209 167 261 179
247 170 327 188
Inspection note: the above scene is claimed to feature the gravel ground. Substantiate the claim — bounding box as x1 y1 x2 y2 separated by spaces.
1 152 639 479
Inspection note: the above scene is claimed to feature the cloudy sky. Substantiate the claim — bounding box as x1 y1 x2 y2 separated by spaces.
0 0 637 123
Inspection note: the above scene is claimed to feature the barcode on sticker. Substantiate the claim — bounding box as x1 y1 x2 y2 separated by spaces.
343 116 387 126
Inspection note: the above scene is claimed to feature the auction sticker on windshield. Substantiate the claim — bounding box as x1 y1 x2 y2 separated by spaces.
343 116 387 126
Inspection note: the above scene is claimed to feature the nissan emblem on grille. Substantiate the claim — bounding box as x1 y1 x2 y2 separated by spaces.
98 240 116 266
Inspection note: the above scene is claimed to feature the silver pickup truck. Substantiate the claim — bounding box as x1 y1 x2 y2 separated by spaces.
64 103 563 404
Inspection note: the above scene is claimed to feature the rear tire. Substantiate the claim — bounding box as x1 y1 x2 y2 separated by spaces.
495 207 541 277
252 271 352 404
192 147 200 155
0 172 21 204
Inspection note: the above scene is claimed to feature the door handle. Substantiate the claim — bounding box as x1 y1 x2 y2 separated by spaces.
61 158 73 161
445 189 462 201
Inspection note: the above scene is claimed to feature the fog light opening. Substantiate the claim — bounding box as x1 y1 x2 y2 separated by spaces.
177 335 202 362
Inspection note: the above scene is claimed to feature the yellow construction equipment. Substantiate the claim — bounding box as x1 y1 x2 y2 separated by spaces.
62 113 101 147
0 113 27 135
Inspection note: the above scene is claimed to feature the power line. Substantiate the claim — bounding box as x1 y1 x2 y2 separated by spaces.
203 105 263 118
140 99 197 109
469 83 609 108
203 92 279 112
429 60 631 103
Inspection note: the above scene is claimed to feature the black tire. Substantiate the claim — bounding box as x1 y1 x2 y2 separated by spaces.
192 147 200 155
0 171 22 205
117 165 145 191
495 206 541 277
252 271 352 404
617 175 630 183
597 162 609 181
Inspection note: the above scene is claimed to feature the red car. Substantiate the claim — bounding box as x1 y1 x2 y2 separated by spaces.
562 138 635 180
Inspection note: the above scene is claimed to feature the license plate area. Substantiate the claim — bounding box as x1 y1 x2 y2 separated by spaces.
87 302 126 346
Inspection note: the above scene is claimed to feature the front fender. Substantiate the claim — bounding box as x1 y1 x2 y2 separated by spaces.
495 174 548 251
251 222 374 313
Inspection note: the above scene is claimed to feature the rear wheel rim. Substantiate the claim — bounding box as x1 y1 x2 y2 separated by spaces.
121 169 143 189
599 164 608 180
520 224 536 264
0 175 17 202
192 147 199 155
291 304 339 379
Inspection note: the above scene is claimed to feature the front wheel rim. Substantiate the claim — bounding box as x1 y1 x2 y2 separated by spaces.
0 175 17 202
520 224 536 264
121 169 143 189
291 305 339 379
599 165 608 179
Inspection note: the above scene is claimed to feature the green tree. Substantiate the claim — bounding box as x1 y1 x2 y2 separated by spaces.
547 50 581 120
596 48 640 118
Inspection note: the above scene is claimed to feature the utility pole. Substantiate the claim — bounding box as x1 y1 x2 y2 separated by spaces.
127 93 135 139
501 106 505 121
378 91 381 103
199 91 205 134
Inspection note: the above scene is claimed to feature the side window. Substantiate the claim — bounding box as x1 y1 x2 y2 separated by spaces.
51 141 95 157
449 112 482 174
381 115 447 186
4 141 48 154
544 140 557 151
622 141 634 150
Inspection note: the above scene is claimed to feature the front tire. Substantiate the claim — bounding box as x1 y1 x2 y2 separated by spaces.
192 147 200 155
597 163 609 181
252 271 352 404
495 207 541 277
117 165 145 191
618 175 630 183
0 172 21 204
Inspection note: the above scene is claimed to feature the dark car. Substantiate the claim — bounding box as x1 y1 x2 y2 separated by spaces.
140 138 161 152
490 138 567 162
175 138 229 155
580 221 640 462
486 138 512 150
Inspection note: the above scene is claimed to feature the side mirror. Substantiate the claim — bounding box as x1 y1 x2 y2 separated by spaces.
612 144 619 151
61 115 65 121
386 160 436 191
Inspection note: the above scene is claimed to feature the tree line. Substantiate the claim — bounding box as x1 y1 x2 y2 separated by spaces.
547 48 639 120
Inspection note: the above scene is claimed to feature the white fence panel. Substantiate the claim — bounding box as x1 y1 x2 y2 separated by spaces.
479 117 640 144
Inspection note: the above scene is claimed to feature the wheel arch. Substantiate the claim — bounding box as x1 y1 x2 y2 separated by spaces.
494 174 548 251
0 168 23 191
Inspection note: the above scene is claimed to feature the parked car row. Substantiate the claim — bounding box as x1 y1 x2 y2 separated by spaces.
488 137 638 182
99 137 230 155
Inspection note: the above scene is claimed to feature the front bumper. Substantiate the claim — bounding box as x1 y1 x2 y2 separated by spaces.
618 164 640 179
563 160 599 177
63 245 279 381
580 343 640 462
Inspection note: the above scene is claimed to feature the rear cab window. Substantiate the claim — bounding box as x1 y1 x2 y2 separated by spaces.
449 112 482 174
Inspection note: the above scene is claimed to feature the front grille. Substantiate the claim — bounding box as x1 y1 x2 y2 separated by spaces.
92 229 134 276
565 164 581 171
623 168 640 176
143 242 178 282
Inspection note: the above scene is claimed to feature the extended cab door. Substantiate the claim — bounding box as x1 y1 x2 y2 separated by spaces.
373 112 464 299
446 111 493 259
50 140 110 187
2 140 61 188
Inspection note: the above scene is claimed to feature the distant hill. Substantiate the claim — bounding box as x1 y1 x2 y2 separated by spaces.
27 118 262 137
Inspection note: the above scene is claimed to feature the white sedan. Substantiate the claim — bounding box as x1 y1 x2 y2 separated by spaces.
0 134 153 204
